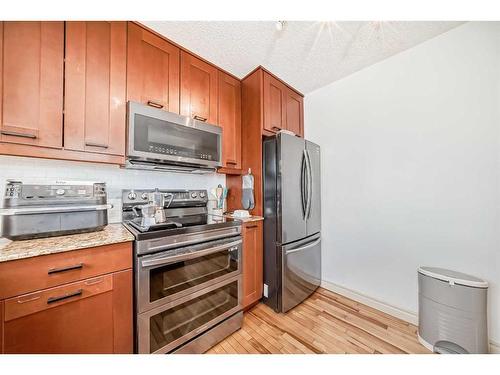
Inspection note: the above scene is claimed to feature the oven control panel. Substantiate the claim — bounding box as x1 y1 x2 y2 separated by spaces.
121 189 208 207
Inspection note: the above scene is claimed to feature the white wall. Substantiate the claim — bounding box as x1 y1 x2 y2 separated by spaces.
305 22 500 344
0 155 225 224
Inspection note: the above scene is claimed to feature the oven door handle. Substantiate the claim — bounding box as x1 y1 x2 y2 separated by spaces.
140 239 242 268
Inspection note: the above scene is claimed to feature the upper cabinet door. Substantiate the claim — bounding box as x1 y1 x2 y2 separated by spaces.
0 22 64 148
218 71 241 169
64 22 127 156
180 51 218 124
263 72 286 134
127 22 180 113
284 88 304 137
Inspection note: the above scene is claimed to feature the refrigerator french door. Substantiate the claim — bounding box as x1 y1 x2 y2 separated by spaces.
263 133 321 313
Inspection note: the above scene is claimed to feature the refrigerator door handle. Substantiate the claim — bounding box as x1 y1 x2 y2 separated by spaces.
300 150 307 219
305 149 313 219
285 237 321 255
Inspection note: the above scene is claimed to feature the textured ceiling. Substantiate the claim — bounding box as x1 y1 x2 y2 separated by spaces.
143 21 464 94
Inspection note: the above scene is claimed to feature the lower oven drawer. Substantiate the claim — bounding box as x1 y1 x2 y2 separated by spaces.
136 236 242 313
137 275 242 354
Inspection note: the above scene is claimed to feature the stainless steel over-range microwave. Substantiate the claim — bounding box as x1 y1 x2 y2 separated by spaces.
126 101 222 172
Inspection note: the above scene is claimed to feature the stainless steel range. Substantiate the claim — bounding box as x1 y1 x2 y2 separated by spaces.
122 189 243 354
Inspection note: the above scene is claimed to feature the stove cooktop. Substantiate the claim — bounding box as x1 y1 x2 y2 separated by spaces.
124 214 241 241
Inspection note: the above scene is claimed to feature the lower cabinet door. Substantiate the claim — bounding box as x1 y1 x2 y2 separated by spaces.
0 299 3 354
2 270 132 354
242 222 263 309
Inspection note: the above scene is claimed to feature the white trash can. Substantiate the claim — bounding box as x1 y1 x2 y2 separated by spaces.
417 266 489 354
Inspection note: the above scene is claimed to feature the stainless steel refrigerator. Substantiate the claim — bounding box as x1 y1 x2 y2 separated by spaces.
263 133 321 313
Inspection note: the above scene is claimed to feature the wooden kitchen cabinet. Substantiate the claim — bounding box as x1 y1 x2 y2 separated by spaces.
0 300 3 354
227 67 303 216
64 21 127 156
242 221 263 309
127 22 180 113
263 72 287 134
263 70 304 137
180 51 218 124
0 242 133 354
285 88 304 137
0 21 64 149
218 71 242 170
3 270 132 354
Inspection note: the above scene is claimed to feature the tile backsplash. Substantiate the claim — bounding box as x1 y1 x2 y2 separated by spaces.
0 155 226 224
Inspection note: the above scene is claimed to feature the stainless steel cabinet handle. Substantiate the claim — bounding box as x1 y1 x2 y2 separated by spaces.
1 130 37 139
48 263 84 275
193 115 207 122
147 100 164 109
47 289 83 304
141 239 242 268
85 141 109 149
285 238 321 255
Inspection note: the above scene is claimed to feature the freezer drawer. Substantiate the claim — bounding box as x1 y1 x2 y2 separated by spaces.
281 234 321 312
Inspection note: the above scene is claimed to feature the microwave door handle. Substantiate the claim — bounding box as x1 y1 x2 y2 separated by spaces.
140 239 242 268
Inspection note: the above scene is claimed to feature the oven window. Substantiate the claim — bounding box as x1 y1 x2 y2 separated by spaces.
149 248 239 303
134 113 220 162
149 281 238 353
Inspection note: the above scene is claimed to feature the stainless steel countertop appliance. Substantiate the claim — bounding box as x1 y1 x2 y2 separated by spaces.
0 180 111 240
263 133 322 313
126 101 222 173
122 188 243 354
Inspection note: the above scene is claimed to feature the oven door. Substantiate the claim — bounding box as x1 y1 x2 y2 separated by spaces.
137 276 242 354
136 236 242 314
127 101 222 168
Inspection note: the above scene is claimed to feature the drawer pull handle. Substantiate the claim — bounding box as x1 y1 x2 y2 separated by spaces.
147 100 164 109
47 289 83 304
1 130 37 139
226 160 238 165
193 115 207 122
85 141 108 149
246 224 258 228
48 263 84 275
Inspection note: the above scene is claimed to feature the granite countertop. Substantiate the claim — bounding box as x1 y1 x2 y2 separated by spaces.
224 213 264 223
0 223 134 263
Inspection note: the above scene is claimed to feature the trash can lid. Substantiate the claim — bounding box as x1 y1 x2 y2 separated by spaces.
418 267 488 288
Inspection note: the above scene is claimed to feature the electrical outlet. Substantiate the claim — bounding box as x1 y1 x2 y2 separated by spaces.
263 283 268 298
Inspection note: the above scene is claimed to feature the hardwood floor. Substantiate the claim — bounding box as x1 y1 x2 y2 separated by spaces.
206 288 430 354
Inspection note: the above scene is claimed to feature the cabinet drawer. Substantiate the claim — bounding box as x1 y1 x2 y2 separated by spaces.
4 274 113 322
3 274 117 353
0 242 132 299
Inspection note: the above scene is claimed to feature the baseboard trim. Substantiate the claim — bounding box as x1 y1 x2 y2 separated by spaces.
320 280 418 325
489 340 500 354
320 280 499 354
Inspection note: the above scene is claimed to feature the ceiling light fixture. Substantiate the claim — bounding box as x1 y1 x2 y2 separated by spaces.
275 21 286 31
